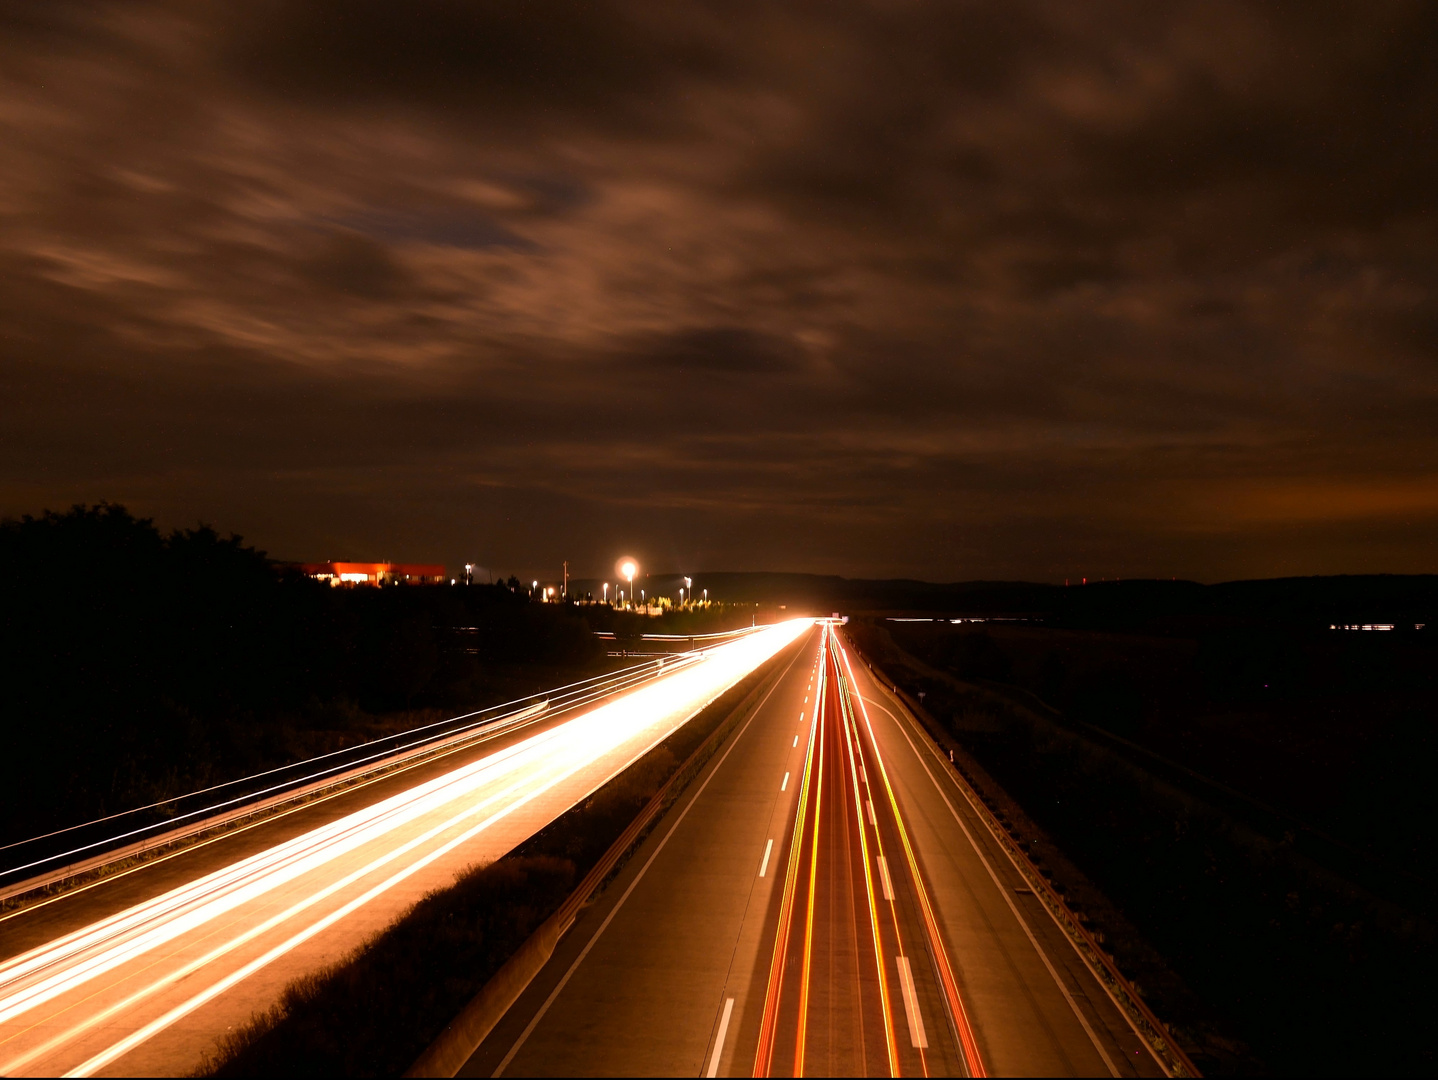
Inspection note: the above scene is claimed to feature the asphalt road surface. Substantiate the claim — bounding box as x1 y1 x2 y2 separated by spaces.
465 624 1166 1078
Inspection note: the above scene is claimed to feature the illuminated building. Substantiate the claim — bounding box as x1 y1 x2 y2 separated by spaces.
296 561 447 586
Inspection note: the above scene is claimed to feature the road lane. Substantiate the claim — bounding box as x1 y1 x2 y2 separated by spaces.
0 620 811 1078
841 632 1166 1077
472 622 1166 1077
466 627 823 1077
756 625 973 1076
836 635 979 1076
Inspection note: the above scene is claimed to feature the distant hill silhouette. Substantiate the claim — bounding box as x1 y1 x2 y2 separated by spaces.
577 571 1438 628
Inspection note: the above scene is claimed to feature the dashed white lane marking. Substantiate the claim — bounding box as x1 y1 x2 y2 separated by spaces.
867 800 876 825
896 956 928 1048
877 855 894 900
781 772 790 792
759 838 774 878
706 997 735 1077
793 735 799 748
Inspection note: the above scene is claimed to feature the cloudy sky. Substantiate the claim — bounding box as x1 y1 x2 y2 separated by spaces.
2 1 1435 582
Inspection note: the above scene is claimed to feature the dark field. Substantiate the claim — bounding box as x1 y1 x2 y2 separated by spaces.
851 601 1436 1076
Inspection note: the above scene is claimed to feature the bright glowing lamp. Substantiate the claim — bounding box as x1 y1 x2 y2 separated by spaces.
619 559 637 607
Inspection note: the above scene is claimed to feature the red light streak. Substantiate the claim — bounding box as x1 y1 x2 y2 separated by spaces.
840 639 987 1078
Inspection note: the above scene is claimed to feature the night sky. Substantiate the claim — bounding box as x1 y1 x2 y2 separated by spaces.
2 2 1436 583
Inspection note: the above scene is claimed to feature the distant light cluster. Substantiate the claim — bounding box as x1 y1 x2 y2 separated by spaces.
1329 623 1425 631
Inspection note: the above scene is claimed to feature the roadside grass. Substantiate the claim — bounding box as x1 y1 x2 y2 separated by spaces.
199 855 577 1077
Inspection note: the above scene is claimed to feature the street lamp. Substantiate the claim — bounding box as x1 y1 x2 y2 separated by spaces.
621 560 637 610
603 582 609 604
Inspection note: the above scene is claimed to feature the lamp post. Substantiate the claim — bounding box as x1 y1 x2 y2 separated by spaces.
622 561 636 610
603 582 609 604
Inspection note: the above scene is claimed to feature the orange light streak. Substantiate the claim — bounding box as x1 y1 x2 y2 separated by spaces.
840 640 987 1078
834 644 923 1076
752 637 825 1078
834 628 900 1077
793 645 825 1079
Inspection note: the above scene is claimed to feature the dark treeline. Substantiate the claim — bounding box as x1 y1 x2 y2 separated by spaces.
0 505 604 847
898 619 1438 882
692 570 1438 628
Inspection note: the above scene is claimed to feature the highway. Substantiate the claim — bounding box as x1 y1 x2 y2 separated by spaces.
0 619 811 1078
464 624 1168 1077
752 625 975 1076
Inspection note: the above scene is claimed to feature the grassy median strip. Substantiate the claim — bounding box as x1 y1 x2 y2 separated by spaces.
198 647 792 1078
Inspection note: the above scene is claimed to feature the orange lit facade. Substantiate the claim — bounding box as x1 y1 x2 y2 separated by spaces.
297 561 447 586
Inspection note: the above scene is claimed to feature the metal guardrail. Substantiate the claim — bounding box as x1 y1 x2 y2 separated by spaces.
0 654 702 903
0 701 552 905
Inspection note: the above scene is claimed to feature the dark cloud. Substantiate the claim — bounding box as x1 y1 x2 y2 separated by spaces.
300 231 411 299
0 1 1435 581
335 211 531 252
644 327 805 375
224 0 727 128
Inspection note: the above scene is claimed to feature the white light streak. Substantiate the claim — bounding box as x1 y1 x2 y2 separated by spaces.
0 619 812 1075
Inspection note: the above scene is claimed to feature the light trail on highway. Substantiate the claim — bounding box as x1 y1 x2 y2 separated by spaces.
0 619 810 1078
753 624 983 1077
0 642 748 896
462 618 1154 1078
